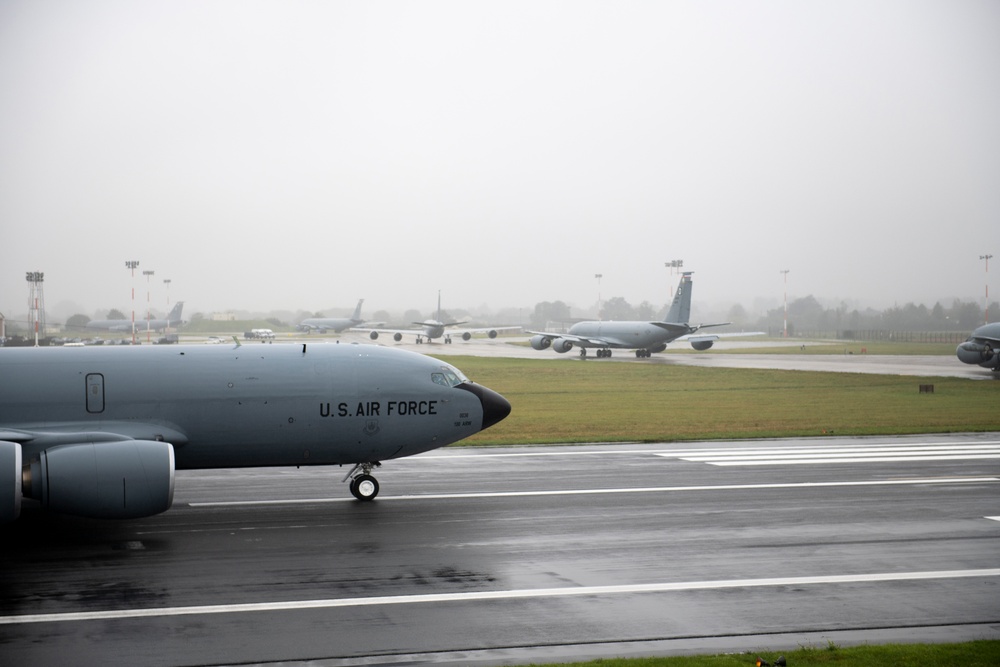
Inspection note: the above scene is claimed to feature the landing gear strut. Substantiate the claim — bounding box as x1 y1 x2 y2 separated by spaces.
343 462 382 501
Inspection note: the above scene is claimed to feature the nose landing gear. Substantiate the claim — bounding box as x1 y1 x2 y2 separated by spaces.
343 462 382 501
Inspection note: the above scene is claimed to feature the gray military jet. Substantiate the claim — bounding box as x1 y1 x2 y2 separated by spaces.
956 322 1000 371
297 298 367 333
85 301 184 333
0 342 510 522
527 272 736 358
358 292 518 344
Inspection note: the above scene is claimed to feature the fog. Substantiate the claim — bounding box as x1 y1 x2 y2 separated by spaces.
2 1 998 326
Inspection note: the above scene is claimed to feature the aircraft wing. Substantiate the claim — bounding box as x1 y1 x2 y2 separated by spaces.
524 330 617 347
450 326 522 339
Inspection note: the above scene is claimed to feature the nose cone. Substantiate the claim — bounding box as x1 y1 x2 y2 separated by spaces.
457 383 512 431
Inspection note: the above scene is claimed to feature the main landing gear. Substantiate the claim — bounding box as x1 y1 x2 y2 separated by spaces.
580 348 614 358
343 462 382 501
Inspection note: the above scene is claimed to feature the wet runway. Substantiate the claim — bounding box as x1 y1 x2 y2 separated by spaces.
324 333 998 380
2 435 999 666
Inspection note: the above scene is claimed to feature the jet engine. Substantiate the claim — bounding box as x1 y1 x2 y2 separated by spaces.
956 341 1000 369
21 440 175 520
0 441 21 523
462 332 472 341
393 333 403 342
369 331 379 340
690 339 715 351
551 338 574 354
529 335 551 351
647 343 668 354
487 330 498 339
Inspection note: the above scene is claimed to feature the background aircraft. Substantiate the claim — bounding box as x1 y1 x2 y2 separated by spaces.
358 292 519 344
0 343 510 522
297 298 367 333
955 322 1000 371
527 272 742 358
85 301 184 333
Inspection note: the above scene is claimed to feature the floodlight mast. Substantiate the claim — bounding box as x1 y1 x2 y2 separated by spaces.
665 259 683 302
25 271 44 347
982 254 993 324
780 269 790 338
143 270 155 342
595 274 602 320
125 260 139 344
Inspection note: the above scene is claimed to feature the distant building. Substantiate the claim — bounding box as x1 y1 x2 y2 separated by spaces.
212 312 237 321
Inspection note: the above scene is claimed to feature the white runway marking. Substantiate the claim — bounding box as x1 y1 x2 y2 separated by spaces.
660 443 1000 466
189 477 999 507
3 569 997 626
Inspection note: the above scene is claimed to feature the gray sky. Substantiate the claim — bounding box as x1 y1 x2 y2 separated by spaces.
2 0 998 322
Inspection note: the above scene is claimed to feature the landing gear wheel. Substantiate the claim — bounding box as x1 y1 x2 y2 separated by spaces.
351 474 379 501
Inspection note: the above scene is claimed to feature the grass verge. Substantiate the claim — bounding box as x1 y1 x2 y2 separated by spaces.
431 356 1000 445
524 640 1000 667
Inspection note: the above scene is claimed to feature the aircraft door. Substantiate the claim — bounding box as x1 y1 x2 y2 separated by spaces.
85 373 105 413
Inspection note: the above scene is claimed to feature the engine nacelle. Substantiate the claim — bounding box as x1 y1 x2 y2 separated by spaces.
393 332 403 342
690 339 715 351
647 343 668 354
487 330 498 339
0 441 21 523
956 341 999 369
461 332 472 341
23 440 175 520
529 335 552 351
369 331 380 340
552 338 574 354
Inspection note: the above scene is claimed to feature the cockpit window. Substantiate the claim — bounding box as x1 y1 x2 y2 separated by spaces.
432 366 468 387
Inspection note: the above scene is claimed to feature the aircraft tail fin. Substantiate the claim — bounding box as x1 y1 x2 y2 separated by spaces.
661 273 693 324
351 298 364 322
167 301 184 323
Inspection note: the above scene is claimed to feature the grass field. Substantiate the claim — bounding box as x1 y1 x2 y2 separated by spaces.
523 641 1000 667
431 355 1000 445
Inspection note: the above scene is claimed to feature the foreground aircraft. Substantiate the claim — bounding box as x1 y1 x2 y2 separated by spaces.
956 322 1000 371
0 342 511 522
85 301 185 334
359 292 519 344
297 298 367 333
527 272 734 358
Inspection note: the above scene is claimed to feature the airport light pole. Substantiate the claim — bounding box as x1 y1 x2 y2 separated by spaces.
780 269 790 338
143 269 155 343
595 274 603 320
25 271 44 347
163 278 172 335
125 260 139 344
982 254 993 324
665 259 683 300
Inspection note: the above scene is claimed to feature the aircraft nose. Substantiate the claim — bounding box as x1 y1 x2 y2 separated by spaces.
456 383 512 431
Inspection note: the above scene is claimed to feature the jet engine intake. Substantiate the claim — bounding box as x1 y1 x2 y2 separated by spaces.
393 333 403 342
22 440 175 520
0 441 21 523
487 330 498 339
551 338 574 354
956 341 999 368
690 339 715 351
529 335 552 351
462 332 472 341
369 331 380 340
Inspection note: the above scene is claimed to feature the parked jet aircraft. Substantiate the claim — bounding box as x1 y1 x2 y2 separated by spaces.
85 301 184 333
956 322 1000 371
297 299 367 333
0 342 511 522
527 272 735 358
358 293 519 344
